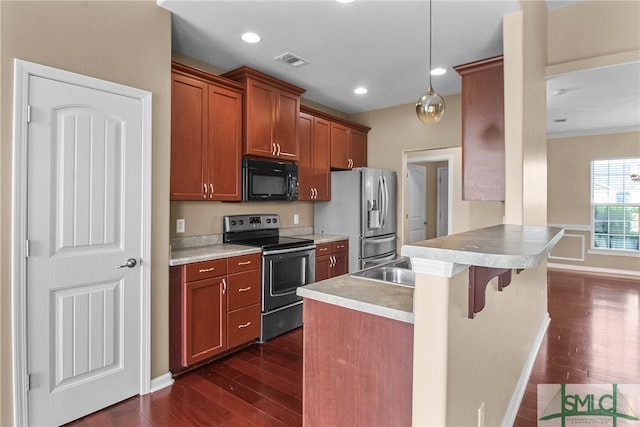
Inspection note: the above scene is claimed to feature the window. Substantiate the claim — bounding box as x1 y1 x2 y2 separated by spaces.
591 158 640 253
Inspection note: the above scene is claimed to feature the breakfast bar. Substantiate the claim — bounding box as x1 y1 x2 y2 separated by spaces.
298 224 563 427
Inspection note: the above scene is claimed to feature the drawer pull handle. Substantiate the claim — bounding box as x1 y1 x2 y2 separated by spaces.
237 261 252 266
238 286 252 292
198 267 215 273
238 321 252 329
319 248 328 252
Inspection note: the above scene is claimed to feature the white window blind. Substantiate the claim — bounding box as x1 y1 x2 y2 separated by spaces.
591 158 640 253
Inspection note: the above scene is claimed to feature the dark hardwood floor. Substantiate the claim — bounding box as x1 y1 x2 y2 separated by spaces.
514 270 640 426
66 270 639 427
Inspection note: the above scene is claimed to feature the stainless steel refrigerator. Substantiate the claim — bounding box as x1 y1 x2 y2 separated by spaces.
314 167 397 272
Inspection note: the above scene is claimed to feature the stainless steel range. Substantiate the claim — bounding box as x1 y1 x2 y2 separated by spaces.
223 214 315 341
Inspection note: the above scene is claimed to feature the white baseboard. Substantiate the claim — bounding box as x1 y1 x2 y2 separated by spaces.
548 262 640 278
501 312 550 427
149 372 174 393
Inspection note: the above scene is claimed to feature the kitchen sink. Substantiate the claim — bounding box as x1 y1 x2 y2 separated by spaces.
350 257 415 287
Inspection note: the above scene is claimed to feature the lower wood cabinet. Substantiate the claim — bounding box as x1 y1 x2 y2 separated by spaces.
170 253 261 372
315 239 348 282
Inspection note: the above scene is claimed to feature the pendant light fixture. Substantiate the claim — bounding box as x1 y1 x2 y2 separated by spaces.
416 0 445 123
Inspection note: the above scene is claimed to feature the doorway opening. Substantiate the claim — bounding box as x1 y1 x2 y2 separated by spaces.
403 152 453 245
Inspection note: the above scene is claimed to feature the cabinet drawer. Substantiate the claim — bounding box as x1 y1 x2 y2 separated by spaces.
333 240 348 253
185 259 227 282
227 253 261 274
227 269 261 310
228 304 261 348
316 242 332 256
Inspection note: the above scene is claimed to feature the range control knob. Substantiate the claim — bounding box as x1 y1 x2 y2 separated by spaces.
231 220 236 226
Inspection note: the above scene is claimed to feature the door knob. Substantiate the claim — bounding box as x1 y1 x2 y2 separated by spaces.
116 258 137 269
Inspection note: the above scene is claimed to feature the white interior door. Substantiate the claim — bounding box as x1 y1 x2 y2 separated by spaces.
26 73 145 426
437 167 449 237
407 164 427 243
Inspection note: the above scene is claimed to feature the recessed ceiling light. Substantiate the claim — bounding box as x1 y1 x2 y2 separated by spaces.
431 67 447 76
354 87 368 95
241 32 261 43
336 0 355 3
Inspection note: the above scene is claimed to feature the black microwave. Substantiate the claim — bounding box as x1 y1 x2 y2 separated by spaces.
242 158 299 201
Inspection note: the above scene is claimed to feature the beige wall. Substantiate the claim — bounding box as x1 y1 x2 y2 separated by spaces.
0 2 171 424
548 131 640 273
547 0 640 66
546 0 640 274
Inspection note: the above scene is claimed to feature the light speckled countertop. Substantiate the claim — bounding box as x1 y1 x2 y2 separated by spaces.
297 274 414 324
401 224 564 269
169 232 348 266
169 244 261 266
294 233 347 244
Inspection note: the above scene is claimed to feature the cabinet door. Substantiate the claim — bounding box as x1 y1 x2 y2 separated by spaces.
298 112 314 201
209 84 242 201
315 255 332 282
170 73 208 200
183 277 227 366
330 122 349 170
313 117 331 200
274 90 300 161
245 79 276 158
348 128 367 168
332 252 348 277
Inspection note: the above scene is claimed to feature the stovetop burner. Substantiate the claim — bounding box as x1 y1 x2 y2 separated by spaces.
223 214 314 251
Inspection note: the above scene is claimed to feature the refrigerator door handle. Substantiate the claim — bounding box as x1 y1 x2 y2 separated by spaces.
381 176 388 228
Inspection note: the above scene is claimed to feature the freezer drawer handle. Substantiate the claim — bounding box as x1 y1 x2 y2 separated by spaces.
366 235 396 244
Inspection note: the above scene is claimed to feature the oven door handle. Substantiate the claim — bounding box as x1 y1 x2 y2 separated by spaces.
262 245 316 256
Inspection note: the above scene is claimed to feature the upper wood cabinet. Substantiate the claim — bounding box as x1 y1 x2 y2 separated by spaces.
222 67 306 161
453 56 504 201
298 111 331 201
330 122 369 170
171 62 243 201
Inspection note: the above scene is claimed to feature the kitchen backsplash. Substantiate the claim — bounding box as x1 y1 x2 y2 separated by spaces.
169 200 314 238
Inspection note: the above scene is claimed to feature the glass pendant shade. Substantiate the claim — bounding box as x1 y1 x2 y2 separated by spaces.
416 86 445 123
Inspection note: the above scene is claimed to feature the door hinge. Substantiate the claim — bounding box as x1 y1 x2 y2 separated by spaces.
26 105 31 123
25 239 30 258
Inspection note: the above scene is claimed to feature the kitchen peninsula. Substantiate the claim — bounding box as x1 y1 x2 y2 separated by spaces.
297 224 563 427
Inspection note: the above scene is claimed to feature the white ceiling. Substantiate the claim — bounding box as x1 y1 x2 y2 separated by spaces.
158 0 640 138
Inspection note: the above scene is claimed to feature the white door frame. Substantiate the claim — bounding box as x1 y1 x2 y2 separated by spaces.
403 154 453 246
11 59 152 425
436 167 449 238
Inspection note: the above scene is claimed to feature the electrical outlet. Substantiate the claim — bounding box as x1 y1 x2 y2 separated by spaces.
293 214 299 225
176 218 185 233
477 402 485 427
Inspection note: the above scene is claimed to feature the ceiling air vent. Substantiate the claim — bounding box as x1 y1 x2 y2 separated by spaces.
274 52 310 68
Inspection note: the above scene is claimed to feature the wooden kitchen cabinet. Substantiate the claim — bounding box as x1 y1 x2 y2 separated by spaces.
298 111 331 201
315 239 348 281
171 62 243 201
174 258 228 367
453 56 505 201
170 253 261 373
222 67 306 161
330 122 369 170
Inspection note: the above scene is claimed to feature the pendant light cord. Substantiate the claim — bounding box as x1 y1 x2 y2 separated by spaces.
428 0 432 89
